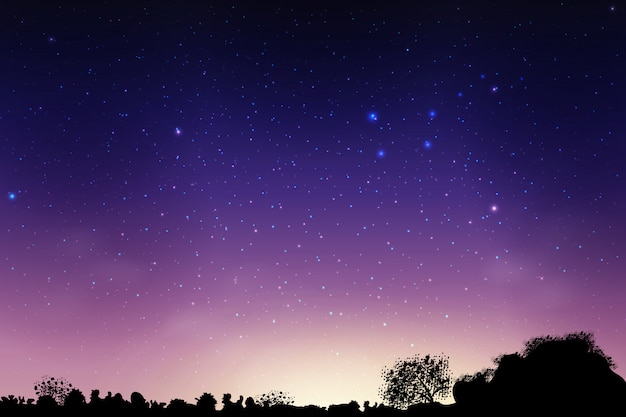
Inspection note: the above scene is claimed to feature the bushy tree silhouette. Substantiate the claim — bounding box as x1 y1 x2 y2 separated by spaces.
451 331 626 415
379 354 451 408
33 376 73 404
521 331 615 368
490 331 625 414
63 388 86 409
195 392 217 412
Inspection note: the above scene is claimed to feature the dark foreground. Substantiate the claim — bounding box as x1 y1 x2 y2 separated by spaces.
3 332 626 416
0 399 623 417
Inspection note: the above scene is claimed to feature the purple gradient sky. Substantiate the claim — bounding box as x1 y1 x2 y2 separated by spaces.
1 1 625 407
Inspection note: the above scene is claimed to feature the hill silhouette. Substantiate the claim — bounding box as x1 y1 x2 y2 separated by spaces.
1 332 624 417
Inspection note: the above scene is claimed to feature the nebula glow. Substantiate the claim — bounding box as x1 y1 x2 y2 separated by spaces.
1 1 625 408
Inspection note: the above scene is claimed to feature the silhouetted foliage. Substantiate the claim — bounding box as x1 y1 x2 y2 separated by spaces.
0 395 25 413
167 398 192 414
89 389 102 405
521 331 616 368
131 391 149 410
379 354 451 408
255 390 295 407
63 388 86 409
3 332 626 417
34 376 73 404
195 392 218 412
221 393 244 414
36 394 57 409
1 395 19 406
447 331 626 416
452 369 493 407
328 400 360 417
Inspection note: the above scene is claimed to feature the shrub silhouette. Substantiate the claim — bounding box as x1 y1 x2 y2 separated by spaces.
36 394 57 410
131 391 149 412
34 375 73 404
63 388 86 409
221 393 244 414
195 392 218 412
89 389 101 404
328 400 360 417
167 398 191 414
255 390 295 407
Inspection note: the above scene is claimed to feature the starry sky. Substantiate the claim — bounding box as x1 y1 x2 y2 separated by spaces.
1 0 625 407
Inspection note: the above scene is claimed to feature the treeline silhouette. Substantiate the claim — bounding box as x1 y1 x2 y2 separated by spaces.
1 332 625 417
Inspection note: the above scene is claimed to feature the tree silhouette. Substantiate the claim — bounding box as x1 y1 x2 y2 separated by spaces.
379 354 451 408
33 375 73 404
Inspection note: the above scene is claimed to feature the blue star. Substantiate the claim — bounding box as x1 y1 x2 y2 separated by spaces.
423 140 432 149
368 112 378 122
428 110 437 119
377 149 386 158
8 192 16 201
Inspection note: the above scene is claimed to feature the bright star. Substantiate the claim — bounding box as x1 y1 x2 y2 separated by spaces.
8 192 16 201
428 110 437 118
423 140 432 149
368 112 378 122
377 149 386 158
175 127 182 135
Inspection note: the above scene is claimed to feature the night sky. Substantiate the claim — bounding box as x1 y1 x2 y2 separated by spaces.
1 0 625 407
